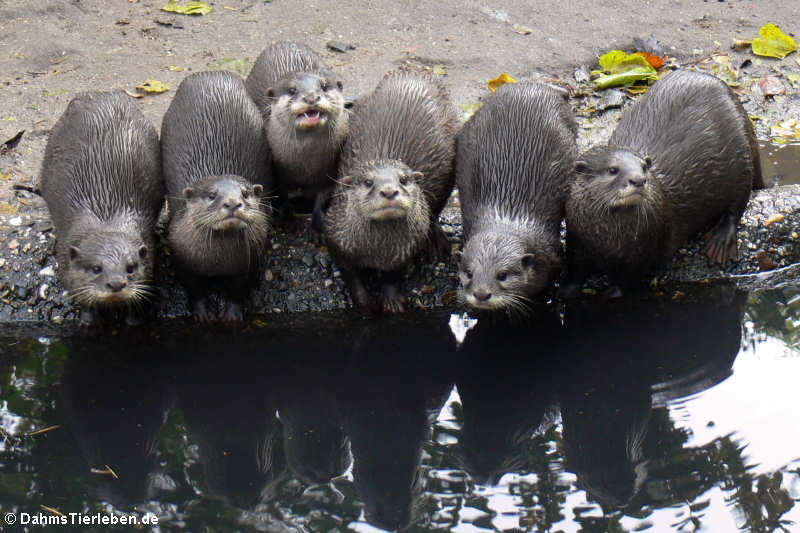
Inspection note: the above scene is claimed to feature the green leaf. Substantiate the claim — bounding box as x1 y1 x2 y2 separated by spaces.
161 0 213 15
751 23 797 59
207 57 254 77
593 50 658 88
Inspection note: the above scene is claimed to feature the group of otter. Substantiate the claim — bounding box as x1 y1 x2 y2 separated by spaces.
38 41 763 329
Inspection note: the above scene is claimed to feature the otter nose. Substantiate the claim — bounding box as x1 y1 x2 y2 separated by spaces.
303 93 320 105
223 198 243 211
473 288 492 302
380 188 399 200
628 175 646 188
107 277 127 292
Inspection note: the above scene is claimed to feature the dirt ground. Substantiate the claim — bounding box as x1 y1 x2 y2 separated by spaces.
1 0 798 195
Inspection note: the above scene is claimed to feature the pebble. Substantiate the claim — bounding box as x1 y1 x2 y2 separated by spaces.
38 284 48 300
38 266 56 277
324 279 333 288
9 216 22 226
0 258 4 268
16 286 28 299
8 239 19 250
301 253 315 267
51 315 64 325
264 269 274 282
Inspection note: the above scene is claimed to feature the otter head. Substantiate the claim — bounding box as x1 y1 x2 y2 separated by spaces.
455 231 558 313
64 233 153 308
573 147 654 210
341 160 427 223
268 72 346 133
183 175 268 238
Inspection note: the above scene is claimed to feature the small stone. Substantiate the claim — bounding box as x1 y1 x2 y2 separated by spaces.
51 315 64 325
326 40 355 53
272 308 282 313
35 222 53 232
324 279 333 288
333 270 341 278
301 253 315 267
420 284 434 294
792 232 799 239
16 286 28 299
22 242 31 253
9 216 22 226
38 266 56 277
0 258 5 268
264 269 274 281
316 253 331 269
8 239 19 250
272 243 281 250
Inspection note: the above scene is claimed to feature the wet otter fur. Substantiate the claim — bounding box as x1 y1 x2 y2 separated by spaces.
324 70 457 314
245 41 348 236
565 69 763 292
39 91 164 330
161 71 272 324
455 82 577 313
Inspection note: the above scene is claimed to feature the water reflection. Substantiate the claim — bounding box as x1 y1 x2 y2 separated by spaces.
0 284 799 532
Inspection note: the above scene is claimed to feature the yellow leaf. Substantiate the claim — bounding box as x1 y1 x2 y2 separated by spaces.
459 102 482 122
751 23 797 59
136 79 171 94
488 72 516 92
593 50 658 89
161 0 213 15
432 64 447 76
164 65 185 72
512 24 532 35
764 214 785 227
787 73 800 88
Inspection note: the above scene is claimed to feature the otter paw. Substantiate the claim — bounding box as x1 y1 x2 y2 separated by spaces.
380 283 406 313
192 298 218 325
220 299 245 325
702 215 738 266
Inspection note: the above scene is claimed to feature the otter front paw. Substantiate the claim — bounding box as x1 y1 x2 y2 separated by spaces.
192 297 217 325
380 282 406 313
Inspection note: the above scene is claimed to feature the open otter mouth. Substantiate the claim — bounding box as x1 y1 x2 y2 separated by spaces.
296 109 326 129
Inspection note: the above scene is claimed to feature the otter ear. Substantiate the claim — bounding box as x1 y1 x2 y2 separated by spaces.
69 246 80 260
266 87 275 98
574 161 589 174
643 156 652 170
138 245 148 259
521 253 536 271
183 187 194 199
341 175 354 186
337 80 343 91
252 184 264 196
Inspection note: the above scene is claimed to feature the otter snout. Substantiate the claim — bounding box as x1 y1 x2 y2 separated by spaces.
106 277 127 293
473 288 492 302
380 187 399 200
628 175 646 188
222 197 243 212
302 93 321 105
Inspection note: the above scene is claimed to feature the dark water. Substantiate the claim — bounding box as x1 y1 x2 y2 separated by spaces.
1 282 799 532
760 142 800 187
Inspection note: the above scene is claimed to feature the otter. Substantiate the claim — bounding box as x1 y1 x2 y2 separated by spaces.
454 82 578 313
565 69 764 292
324 70 457 314
39 91 164 330
245 41 349 237
161 71 272 324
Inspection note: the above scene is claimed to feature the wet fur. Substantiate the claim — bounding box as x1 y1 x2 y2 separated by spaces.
325 70 457 312
455 82 577 312
161 71 272 321
40 91 164 323
566 69 761 285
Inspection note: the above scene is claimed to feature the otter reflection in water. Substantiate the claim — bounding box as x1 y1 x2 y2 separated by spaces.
558 284 746 509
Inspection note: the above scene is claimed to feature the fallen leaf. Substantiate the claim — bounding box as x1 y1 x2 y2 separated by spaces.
0 172 10 181
756 250 775 271
223 5 239 10
764 213 785 226
788 73 800 88
712 54 739 86
769 119 800 142
432 64 447 76
207 57 254 77
634 51 664 68
731 38 753 50
593 50 658 89
751 23 797 59
625 85 649 95
487 72 516 92
161 0 212 15
758 75 785 96
164 65 185 72
124 89 144 99
512 24 532 35
135 79 171 94
0 202 18 215
459 102 482 122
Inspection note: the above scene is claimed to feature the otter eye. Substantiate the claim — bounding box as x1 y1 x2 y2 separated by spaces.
208 191 216 201
320 80 329 91
92 265 103 274
363 179 374 188
608 166 619 175
399 175 409 186
126 263 137 274
496 271 508 282
464 269 473 280
242 189 249 199
287 86 297 96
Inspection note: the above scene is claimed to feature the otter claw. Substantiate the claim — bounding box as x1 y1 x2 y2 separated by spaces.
702 215 738 267
192 298 217 325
